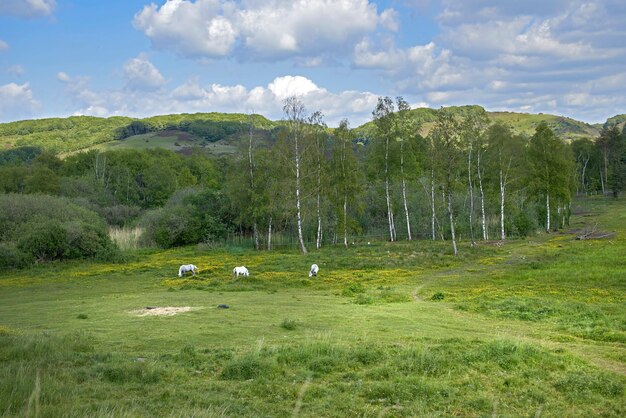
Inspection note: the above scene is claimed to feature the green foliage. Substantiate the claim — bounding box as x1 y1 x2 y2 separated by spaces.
0 146 42 166
140 188 233 248
0 116 133 153
0 194 117 266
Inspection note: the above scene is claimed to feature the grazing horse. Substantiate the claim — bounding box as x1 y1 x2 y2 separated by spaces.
309 264 319 277
178 264 199 277
233 266 249 278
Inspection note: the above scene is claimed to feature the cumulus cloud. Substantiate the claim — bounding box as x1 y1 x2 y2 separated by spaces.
123 55 166 91
0 82 40 122
0 0 56 18
133 0 395 60
349 0 626 121
58 71 380 126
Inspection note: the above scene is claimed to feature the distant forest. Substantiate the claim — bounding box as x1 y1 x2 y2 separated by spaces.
1 101 625 267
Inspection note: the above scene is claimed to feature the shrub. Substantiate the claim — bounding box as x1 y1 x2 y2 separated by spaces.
139 188 233 248
17 218 68 263
0 194 117 267
431 292 445 301
281 318 298 330
0 243 29 269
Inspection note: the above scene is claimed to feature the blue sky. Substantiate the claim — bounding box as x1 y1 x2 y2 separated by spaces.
1 0 625 126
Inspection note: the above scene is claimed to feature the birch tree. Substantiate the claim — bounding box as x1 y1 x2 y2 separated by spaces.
331 119 360 248
461 110 489 244
283 96 308 254
395 97 415 240
372 97 397 241
528 122 574 232
431 109 462 255
307 111 327 249
485 122 523 240
247 113 260 250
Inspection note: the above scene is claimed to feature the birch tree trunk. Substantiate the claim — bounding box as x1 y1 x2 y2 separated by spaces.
400 137 411 240
447 185 458 256
343 195 348 248
546 189 551 232
295 135 307 254
385 132 396 242
248 117 259 250
267 216 272 251
431 169 436 240
477 149 488 240
499 167 506 240
467 144 476 245
581 155 589 195
316 159 322 249
283 97 307 254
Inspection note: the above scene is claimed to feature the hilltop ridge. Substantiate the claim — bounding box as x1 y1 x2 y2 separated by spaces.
1 108 623 154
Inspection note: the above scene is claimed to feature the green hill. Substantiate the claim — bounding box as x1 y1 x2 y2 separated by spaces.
0 112 278 154
604 114 626 130
353 105 603 142
0 108 618 155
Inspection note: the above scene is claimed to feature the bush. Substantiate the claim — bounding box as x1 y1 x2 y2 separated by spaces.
17 218 68 262
0 243 29 269
139 188 233 248
0 194 118 267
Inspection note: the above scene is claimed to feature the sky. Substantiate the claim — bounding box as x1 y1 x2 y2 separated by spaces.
1 0 625 126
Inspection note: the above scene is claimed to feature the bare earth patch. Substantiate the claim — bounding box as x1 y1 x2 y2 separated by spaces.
131 306 196 316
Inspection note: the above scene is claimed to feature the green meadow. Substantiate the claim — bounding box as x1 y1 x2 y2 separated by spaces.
1 197 624 417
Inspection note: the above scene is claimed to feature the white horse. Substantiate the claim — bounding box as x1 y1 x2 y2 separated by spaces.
309 264 319 277
233 266 249 278
178 264 199 277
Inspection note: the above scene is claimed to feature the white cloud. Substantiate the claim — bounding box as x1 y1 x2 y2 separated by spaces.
134 0 393 60
0 82 40 122
0 40 7 51
58 71 380 126
56 71 70 82
267 75 319 100
123 55 166 91
0 0 56 18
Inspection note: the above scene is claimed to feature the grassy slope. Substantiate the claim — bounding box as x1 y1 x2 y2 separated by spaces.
0 113 277 154
0 196 624 416
353 106 603 142
2 109 618 156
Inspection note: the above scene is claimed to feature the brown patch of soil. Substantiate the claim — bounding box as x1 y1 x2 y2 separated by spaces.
131 306 195 316
157 130 195 142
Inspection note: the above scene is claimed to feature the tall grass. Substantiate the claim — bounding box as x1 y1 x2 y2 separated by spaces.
109 227 144 250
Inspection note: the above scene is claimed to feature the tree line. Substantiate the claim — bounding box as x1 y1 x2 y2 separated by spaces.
1 97 625 267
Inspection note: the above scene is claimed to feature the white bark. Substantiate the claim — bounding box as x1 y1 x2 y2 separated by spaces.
316 163 322 249
499 168 506 240
546 191 550 232
248 118 259 250
284 97 308 254
467 143 475 245
581 154 589 195
400 135 412 240
295 137 307 254
267 216 272 251
447 187 458 256
477 149 487 240
384 132 396 242
431 169 436 241
343 195 348 248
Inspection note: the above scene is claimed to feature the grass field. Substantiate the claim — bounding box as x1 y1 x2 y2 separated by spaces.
78 131 238 156
0 197 624 417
